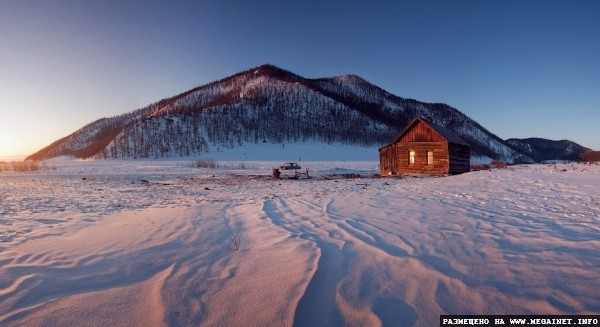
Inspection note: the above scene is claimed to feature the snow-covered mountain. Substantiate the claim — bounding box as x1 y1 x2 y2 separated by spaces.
506 138 590 162
28 64 537 162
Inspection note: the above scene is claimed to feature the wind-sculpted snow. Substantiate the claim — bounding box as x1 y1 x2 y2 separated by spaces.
1 160 598 326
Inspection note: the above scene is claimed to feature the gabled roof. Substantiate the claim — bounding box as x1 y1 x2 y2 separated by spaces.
388 116 470 147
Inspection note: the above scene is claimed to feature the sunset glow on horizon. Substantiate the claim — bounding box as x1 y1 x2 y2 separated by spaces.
1 1 599 158
0 120 34 159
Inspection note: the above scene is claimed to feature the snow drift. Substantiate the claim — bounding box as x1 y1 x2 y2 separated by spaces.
1 160 599 326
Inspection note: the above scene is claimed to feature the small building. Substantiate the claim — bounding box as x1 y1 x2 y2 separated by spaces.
379 116 470 176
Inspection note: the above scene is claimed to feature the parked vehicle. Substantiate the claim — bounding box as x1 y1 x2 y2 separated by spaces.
280 162 301 170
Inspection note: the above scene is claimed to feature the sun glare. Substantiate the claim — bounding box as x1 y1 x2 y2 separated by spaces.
0 130 27 161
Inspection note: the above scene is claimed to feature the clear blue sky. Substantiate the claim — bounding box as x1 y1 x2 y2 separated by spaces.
1 0 599 158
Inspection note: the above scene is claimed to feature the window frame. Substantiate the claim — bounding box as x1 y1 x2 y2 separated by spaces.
409 150 415 165
427 150 434 165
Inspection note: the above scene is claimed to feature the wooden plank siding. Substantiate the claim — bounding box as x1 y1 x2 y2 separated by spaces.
397 120 446 143
448 143 471 174
380 142 449 175
379 117 471 176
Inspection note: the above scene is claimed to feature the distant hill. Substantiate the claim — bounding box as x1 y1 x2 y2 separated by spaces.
28 64 542 162
581 151 600 162
506 138 591 162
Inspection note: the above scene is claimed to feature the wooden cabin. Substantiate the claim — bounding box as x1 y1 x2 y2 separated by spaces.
379 117 470 176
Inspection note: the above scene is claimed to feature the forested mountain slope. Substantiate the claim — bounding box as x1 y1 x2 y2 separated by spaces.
28 64 535 162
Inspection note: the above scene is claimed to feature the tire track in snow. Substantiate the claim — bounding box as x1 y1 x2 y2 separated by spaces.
261 198 347 326
262 197 423 327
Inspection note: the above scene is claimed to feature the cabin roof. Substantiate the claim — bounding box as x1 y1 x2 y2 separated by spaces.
385 116 470 147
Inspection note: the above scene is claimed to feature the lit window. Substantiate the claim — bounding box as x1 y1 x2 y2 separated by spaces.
427 151 433 165
409 150 415 164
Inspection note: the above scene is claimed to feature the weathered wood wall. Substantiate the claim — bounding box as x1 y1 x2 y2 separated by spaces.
380 119 471 176
448 143 471 174
380 142 449 175
398 121 446 143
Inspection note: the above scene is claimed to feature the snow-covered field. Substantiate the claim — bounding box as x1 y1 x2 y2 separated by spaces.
1 160 599 326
